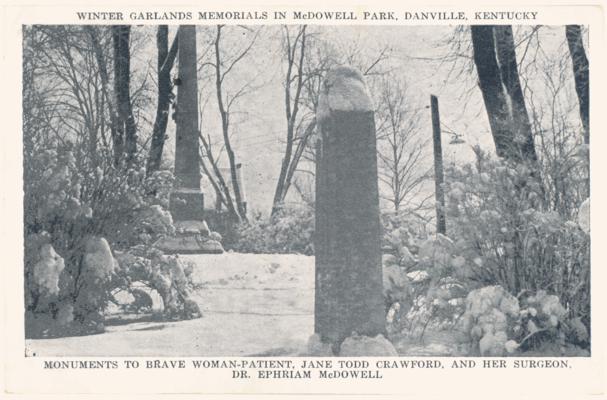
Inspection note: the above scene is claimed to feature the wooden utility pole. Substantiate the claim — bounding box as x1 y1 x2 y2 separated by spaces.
431 95 446 235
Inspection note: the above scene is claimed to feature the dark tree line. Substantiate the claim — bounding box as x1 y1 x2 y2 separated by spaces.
112 26 138 165
470 26 536 164
147 26 179 174
471 25 589 164
566 25 589 145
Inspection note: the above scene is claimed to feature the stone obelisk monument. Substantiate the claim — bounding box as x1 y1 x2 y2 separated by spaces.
314 66 387 353
156 25 222 254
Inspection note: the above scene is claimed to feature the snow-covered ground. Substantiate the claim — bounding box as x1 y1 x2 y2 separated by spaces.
25 253 468 357
25 253 315 357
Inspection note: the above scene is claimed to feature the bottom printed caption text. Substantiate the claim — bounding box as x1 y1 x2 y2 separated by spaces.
41 358 573 380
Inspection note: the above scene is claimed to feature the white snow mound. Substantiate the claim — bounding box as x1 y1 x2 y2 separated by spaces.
339 333 398 357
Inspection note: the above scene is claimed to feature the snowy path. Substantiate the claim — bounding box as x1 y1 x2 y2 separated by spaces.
25 253 315 357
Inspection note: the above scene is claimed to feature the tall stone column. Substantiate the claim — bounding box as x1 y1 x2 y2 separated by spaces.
174 25 202 192
156 26 222 254
170 25 204 222
314 66 386 352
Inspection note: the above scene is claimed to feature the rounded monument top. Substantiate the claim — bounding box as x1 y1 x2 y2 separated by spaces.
317 65 373 122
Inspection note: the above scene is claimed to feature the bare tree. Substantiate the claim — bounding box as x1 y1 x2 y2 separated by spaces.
271 25 310 216
522 31 590 217
471 26 519 161
112 25 138 164
202 25 261 221
36 26 117 167
275 26 393 209
86 26 121 165
565 25 589 144
294 33 394 202
470 25 537 164
198 131 241 221
494 26 537 162
146 26 179 174
375 75 431 213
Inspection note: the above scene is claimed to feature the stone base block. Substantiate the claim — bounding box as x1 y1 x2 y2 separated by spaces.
170 189 204 221
174 220 210 236
154 235 224 254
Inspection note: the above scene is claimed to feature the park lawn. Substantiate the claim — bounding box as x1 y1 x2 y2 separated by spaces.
25 253 315 357
25 252 467 357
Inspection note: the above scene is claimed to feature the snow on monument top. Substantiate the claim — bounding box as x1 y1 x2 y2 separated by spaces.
317 66 373 122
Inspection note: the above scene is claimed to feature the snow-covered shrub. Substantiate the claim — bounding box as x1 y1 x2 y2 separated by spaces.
143 170 175 209
444 152 590 337
381 212 469 337
232 205 314 255
460 286 520 356
383 256 413 331
23 144 117 337
381 212 423 333
209 231 223 242
23 140 185 337
461 286 586 355
381 210 430 258
22 26 190 338
514 290 569 351
129 204 176 246
113 246 201 320
24 231 117 337
403 235 470 337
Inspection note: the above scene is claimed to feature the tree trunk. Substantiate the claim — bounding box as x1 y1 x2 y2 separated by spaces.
85 26 122 166
214 26 246 221
147 26 179 174
471 26 516 160
566 25 590 144
494 26 537 162
112 25 137 165
272 26 307 216
199 132 241 222
283 119 316 200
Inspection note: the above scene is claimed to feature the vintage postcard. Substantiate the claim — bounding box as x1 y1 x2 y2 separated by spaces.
1 0 605 398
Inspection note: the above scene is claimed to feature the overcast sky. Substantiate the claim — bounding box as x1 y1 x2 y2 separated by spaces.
146 25 582 214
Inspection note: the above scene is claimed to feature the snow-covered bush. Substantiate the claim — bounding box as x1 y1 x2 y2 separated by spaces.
460 286 520 356
22 26 197 338
143 169 175 209
381 212 422 332
444 152 590 336
23 140 188 337
232 205 314 255
514 290 570 351
460 285 586 356
381 211 429 258
405 235 470 337
24 144 117 337
113 246 201 320
383 255 413 331
381 212 469 337
25 231 117 338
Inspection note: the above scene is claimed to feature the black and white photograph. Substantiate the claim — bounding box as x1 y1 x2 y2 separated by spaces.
21 22 591 360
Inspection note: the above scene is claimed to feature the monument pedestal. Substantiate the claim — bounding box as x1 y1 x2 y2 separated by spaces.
154 188 224 254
